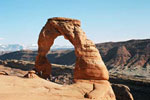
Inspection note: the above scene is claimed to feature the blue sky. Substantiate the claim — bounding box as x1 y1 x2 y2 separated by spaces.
0 0 150 46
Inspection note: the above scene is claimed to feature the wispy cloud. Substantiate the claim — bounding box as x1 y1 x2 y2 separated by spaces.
0 37 4 40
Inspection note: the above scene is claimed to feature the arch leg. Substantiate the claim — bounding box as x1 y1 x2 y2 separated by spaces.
35 27 58 79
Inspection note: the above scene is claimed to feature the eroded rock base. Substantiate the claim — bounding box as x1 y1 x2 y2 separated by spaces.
0 76 115 100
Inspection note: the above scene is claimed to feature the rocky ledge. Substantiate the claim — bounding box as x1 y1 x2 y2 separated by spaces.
0 75 134 100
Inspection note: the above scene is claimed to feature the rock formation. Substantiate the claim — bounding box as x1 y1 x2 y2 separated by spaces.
0 71 8 75
112 84 134 100
0 75 132 100
35 17 115 99
24 70 39 78
35 17 109 80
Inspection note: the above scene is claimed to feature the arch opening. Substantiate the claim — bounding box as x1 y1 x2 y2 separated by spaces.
47 36 75 84
47 36 75 65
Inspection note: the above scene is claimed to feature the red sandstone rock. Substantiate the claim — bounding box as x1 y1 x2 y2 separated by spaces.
24 70 39 78
0 71 8 75
0 76 116 100
35 17 109 80
35 17 115 99
76 80 116 100
112 84 134 100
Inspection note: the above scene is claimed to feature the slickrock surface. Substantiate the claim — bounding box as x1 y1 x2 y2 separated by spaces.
0 75 115 100
0 61 136 100
35 17 115 99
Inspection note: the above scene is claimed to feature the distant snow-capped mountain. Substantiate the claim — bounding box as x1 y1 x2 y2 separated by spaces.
51 45 73 50
23 44 38 50
0 44 73 51
0 44 23 51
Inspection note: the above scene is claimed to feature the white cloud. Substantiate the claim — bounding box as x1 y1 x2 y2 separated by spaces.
0 37 4 40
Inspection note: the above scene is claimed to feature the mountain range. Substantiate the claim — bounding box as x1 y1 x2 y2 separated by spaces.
0 44 73 52
0 44 23 51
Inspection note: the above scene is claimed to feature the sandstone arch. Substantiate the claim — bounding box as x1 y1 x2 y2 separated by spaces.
35 17 109 80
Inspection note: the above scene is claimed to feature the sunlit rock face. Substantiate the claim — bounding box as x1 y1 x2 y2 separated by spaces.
35 17 109 80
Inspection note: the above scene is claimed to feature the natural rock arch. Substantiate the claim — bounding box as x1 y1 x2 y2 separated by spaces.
35 17 109 80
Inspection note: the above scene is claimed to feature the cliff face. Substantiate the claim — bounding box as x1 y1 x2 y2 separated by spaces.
96 39 150 69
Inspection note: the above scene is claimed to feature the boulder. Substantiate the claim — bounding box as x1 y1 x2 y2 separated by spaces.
24 70 39 78
112 84 134 100
0 71 8 75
